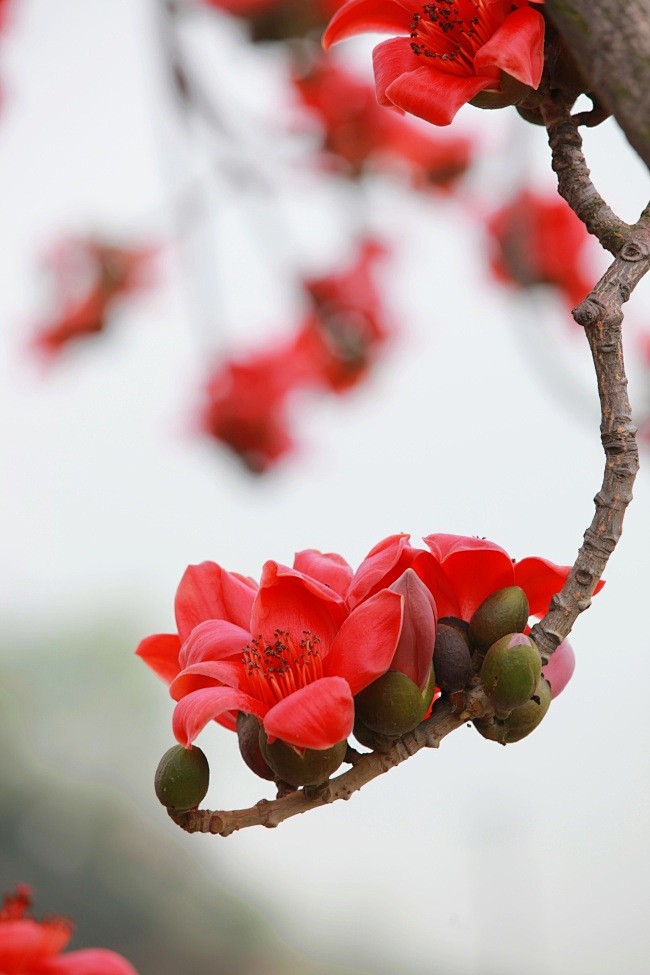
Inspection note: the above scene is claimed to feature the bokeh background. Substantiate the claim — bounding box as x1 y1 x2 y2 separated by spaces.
1 2 649 973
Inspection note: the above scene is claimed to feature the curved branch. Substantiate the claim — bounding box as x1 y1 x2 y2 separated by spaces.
169 687 489 836
544 0 650 169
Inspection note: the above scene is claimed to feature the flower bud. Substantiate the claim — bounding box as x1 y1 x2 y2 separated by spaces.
469 586 529 653
480 633 541 716
236 712 275 781
541 639 575 699
154 744 209 811
259 732 347 788
433 623 473 694
388 568 436 690
474 678 552 744
354 667 436 737
353 718 397 753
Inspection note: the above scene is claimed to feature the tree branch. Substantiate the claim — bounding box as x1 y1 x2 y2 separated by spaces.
544 0 650 169
529 106 647 659
169 687 490 836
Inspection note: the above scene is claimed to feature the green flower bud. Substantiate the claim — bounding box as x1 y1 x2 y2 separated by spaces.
353 718 397 753
154 744 210 811
354 667 436 738
474 678 552 744
480 633 542 716
469 586 530 653
434 623 473 694
236 712 274 781
259 732 347 788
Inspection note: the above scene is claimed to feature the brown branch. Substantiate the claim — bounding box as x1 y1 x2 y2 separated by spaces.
529 109 648 659
544 0 650 169
169 687 490 836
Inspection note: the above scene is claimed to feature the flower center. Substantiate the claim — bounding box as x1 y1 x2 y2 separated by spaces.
409 1 499 74
243 629 324 707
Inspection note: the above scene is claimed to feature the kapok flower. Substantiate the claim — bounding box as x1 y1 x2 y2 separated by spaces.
291 239 393 392
200 341 303 473
31 237 156 358
0 885 138 975
139 560 403 751
323 0 546 126
487 188 595 309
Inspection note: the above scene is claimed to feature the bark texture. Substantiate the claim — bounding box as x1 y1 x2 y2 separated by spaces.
545 0 650 168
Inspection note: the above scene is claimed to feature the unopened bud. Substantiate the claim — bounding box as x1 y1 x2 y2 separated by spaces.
480 632 541 716
237 712 274 781
433 623 473 694
388 568 436 690
354 667 436 737
474 678 552 744
154 744 210 811
259 732 347 788
469 586 529 653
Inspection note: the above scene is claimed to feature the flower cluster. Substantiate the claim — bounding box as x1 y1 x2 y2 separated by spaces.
0 885 137 975
486 188 596 310
30 237 156 359
138 532 595 791
292 55 473 188
199 239 393 472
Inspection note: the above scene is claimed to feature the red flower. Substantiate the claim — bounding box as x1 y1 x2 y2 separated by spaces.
323 0 545 126
291 240 393 392
200 341 303 473
31 237 156 358
139 560 403 750
0 885 138 975
292 56 473 187
202 0 341 42
487 189 595 308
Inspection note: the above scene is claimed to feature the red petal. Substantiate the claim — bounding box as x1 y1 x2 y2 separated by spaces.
322 0 409 51
324 589 403 694
437 549 514 620
389 569 437 689
474 8 545 89
178 619 251 669
409 550 460 619
174 561 256 640
372 37 419 108
170 660 245 701
514 557 572 617
346 533 411 607
424 534 510 561
251 562 346 650
40 949 139 975
135 633 181 684
292 549 353 597
385 64 495 125
172 687 267 746
263 676 354 749
0 919 71 965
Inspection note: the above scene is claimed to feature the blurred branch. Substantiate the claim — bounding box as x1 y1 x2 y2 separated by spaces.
544 0 650 168
170 687 489 836
530 99 647 659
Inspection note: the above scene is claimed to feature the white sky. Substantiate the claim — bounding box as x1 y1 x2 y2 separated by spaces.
1 2 649 974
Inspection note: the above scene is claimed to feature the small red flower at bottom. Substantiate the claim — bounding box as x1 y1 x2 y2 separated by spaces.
0 885 138 975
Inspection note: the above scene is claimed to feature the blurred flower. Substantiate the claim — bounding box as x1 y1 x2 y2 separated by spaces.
139 559 403 750
323 0 545 126
200 341 304 473
292 56 473 186
30 237 156 358
0 885 138 975
487 189 594 308
292 239 393 392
